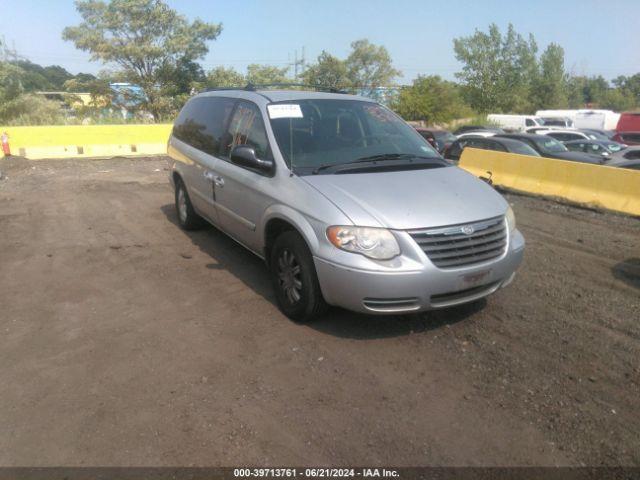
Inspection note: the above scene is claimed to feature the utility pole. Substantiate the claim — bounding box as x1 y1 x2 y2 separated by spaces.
288 46 306 81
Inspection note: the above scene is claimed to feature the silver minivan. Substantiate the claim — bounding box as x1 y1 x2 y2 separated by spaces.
168 88 525 322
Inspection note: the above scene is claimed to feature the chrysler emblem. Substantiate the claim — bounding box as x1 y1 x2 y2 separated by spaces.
461 225 475 235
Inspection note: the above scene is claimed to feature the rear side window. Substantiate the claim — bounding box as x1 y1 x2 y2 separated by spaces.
173 96 236 155
221 102 272 160
624 150 640 160
525 119 535 127
622 133 640 142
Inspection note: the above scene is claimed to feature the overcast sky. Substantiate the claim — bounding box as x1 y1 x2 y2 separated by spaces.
2 0 639 82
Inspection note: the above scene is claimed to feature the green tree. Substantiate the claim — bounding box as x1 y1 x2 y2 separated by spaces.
302 51 351 89
613 74 640 108
62 0 222 119
206 66 245 88
453 23 538 113
345 39 400 92
394 75 471 124
531 43 567 110
245 64 291 85
597 88 636 111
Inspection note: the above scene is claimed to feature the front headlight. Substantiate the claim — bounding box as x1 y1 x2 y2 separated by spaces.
505 206 516 233
326 226 400 260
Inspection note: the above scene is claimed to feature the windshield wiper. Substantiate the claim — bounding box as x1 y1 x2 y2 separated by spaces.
312 153 436 174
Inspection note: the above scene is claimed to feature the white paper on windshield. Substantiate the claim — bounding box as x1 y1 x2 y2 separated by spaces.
268 104 303 119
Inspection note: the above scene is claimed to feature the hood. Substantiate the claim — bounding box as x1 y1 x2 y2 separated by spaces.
301 166 507 230
551 151 602 164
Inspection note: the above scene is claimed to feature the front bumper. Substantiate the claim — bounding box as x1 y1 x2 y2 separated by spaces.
314 229 525 314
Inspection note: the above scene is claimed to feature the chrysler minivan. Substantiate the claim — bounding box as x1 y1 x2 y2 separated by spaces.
167 88 525 322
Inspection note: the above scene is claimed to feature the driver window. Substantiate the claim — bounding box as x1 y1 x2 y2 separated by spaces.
222 102 272 160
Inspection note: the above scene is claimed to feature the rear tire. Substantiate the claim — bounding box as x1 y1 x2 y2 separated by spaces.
270 231 328 323
174 178 205 230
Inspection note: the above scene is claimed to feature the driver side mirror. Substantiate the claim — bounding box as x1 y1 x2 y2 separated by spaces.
230 145 274 173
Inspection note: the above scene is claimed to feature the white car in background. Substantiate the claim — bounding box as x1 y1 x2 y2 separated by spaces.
534 129 597 142
456 131 496 139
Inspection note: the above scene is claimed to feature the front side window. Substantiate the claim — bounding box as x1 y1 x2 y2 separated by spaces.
565 143 583 152
267 99 443 173
222 102 272 160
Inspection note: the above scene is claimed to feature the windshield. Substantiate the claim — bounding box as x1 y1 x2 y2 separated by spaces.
267 99 443 172
604 142 625 152
533 136 568 153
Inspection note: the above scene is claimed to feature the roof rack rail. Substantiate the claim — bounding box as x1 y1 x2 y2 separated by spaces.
203 86 248 92
247 83 349 94
203 83 349 94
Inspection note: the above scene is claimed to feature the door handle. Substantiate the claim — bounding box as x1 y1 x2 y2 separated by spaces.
213 176 225 187
203 171 216 181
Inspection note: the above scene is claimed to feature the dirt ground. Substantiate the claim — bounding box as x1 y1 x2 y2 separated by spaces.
0 156 638 467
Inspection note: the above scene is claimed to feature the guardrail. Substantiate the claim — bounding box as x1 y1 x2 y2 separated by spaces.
459 148 640 217
0 124 172 159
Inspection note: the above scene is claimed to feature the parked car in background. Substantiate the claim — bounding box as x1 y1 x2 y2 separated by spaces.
564 140 626 160
540 117 573 127
414 128 457 153
579 128 616 140
609 159 640 170
536 129 619 143
443 136 539 162
535 129 592 142
609 146 640 162
612 132 640 146
168 88 524 321
457 131 496 139
494 133 602 164
616 112 640 132
525 126 568 134
487 114 544 131
453 125 504 136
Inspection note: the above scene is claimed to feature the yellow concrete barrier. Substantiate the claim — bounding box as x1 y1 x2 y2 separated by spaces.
0 124 172 159
459 148 640 217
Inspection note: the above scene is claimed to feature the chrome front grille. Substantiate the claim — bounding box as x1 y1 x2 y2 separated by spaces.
408 216 507 269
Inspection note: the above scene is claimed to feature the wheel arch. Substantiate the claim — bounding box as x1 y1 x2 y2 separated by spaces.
261 206 321 267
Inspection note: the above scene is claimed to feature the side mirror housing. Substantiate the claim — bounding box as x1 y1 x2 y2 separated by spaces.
230 145 274 173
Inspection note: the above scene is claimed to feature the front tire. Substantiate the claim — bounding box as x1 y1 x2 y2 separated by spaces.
174 178 205 230
270 231 328 323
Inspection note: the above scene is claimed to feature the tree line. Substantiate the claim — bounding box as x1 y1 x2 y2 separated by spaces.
1 0 638 126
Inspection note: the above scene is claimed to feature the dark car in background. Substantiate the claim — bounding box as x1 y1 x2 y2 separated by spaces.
609 146 640 162
564 140 626 159
453 125 505 136
607 157 640 170
414 128 457 153
612 132 640 146
494 133 602 164
443 135 540 162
